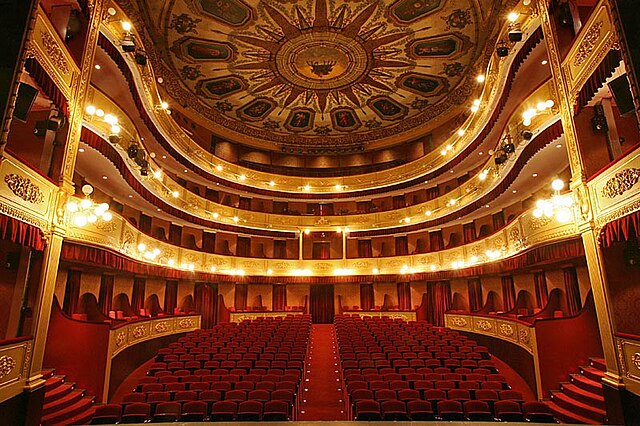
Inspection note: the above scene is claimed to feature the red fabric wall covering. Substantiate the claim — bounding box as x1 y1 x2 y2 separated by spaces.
563 267 582 315
272 284 286 311
351 120 564 238
131 278 146 313
467 278 483 312
96 29 542 200
574 49 622 115
395 236 408 256
312 242 330 259
357 240 373 257
0 214 46 251
492 211 506 231
534 271 549 308
98 274 114 315
194 282 217 329
397 282 411 310
23 58 69 116
501 275 516 311
599 210 640 247
360 283 374 310
463 222 477 244
80 127 295 239
164 280 178 314
234 284 248 310
429 231 444 251
216 294 230 324
310 284 334 324
62 269 81 315
426 281 452 326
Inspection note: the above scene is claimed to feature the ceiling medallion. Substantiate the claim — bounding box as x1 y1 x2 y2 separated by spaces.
158 0 484 149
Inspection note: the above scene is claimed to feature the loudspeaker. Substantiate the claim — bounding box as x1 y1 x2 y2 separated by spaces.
608 74 635 115
496 46 509 57
5 252 19 269
134 52 147 66
494 153 507 165
624 240 640 266
521 130 533 140
12 83 38 121
508 30 523 42
591 104 608 133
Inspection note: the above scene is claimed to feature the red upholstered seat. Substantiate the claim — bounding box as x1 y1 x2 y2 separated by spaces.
90 404 122 425
523 401 555 423
210 400 237 421
495 400 525 422
263 400 289 421
181 400 208 422
120 402 150 424
355 399 381 421
437 400 465 421
381 399 409 421
237 400 263 421
152 401 181 422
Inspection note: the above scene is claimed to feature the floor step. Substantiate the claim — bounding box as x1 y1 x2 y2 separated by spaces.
546 400 600 425
570 373 603 396
41 369 56 380
44 383 75 404
580 366 605 382
53 405 95 426
590 358 607 372
42 396 95 425
550 391 606 423
42 389 85 415
560 383 605 410
45 376 65 392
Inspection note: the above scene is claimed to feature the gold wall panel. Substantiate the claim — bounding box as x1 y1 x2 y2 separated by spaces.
616 336 640 396
230 311 306 323
0 339 32 404
446 313 535 354
342 311 417 322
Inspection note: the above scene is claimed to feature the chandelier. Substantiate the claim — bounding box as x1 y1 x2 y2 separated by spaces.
532 179 574 223
66 184 112 227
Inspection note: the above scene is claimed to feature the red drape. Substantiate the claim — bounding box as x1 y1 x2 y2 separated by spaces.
427 281 451 326
310 284 334 324
63 269 81 315
131 278 146 313
395 236 408 256
426 187 440 200
168 224 182 246
360 283 374 310
164 280 178 314
358 240 373 257
429 231 444 251
397 282 411 310
467 278 483 312
599 210 640 247
194 282 218 329
463 222 477 244
202 232 216 253
239 197 251 210
313 242 330 259
272 284 287 311
575 49 622 114
393 195 406 209
501 275 516 311
236 237 251 257
98 274 114 315
274 240 287 259
534 271 549 308
23 58 69 116
564 267 582 315
0 214 46 251
415 238 427 254
493 212 506 231
234 284 248 311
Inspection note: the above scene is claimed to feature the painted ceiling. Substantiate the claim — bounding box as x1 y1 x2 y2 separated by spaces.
132 0 503 150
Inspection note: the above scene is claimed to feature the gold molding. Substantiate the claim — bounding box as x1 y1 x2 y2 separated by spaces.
601 168 640 199
573 21 604 67
4 174 44 204
40 30 69 75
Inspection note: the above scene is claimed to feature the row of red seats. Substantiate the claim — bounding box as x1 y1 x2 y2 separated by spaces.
346 379 509 392
345 371 506 383
150 360 304 373
350 388 525 405
136 381 295 394
122 388 294 406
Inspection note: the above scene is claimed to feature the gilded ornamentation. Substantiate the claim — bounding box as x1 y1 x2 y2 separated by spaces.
519 328 530 344
0 355 16 379
450 317 467 327
528 215 553 230
499 323 514 336
632 352 640 370
476 320 492 331
573 21 603 67
4 174 44 204
115 331 126 347
179 318 194 328
601 168 640 199
40 31 69 75
95 220 117 232
132 325 146 339
155 321 169 333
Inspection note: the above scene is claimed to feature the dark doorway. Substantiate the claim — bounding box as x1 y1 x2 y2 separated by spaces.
309 284 334 324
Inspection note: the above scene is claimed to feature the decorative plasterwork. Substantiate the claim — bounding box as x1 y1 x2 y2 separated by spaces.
601 168 640 199
4 174 44 204
40 31 70 75
476 319 492 330
573 21 603 67
450 316 468 327
0 356 16 380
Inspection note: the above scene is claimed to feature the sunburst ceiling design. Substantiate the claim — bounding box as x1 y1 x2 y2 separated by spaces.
134 0 501 151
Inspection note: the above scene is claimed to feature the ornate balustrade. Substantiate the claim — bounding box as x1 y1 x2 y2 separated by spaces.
0 337 33 404
229 311 305 323
341 311 417 322
614 333 640 396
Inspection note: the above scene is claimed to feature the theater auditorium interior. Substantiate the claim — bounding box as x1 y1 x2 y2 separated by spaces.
1 0 640 424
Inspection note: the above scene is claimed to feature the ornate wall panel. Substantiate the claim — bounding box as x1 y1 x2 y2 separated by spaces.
0 339 33 404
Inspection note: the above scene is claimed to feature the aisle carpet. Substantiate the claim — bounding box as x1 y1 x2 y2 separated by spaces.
298 324 349 421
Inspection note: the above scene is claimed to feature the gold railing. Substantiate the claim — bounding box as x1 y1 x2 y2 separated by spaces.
342 311 417 322
614 333 640 396
229 312 305 323
0 338 33 404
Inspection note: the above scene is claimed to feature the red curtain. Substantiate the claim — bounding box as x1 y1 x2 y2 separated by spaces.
427 281 451 326
272 284 287 311
463 223 477 243
575 50 622 114
564 267 582 315
274 240 287 259
168 224 182 246
599 210 640 247
493 211 506 231
429 231 444 251
393 195 406 209
395 236 408 256
202 232 216 253
237 237 251 257
164 280 178 314
501 275 516 311
415 238 427 254
98 274 114 315
131 278 146 313
426 187 440 200
23 58 69 116
358 240 373 257
63 269 81 315
234 284 248 311
397 282 411 310
0 214 46 251
310 284 334 324
239 197 251 210
360 283 374 310
194 282 218 329
313 242 330 259
534 271 549 308
467 278 483 312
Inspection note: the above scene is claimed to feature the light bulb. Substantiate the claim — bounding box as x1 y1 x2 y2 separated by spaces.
102 212 112 221
153 170 162 179
95 109 104 117
74 215 87 227
457 129 465 136
269 181 275 187
556 208 572 223
111 125 121 134
470 105 479 113
523 118 531 126
545 99 555 108
104 114 117 125
66 201 79 212
533 209 543 218
172 191 180 198
551 179 565 191
476 74 485 83
122 21 132 31
160 101 169 109
508 12 519 22
153 248 161 255
87 214 97 223
85 105 96 115
138 243 146 252
537 101 547 111
80 199 92 209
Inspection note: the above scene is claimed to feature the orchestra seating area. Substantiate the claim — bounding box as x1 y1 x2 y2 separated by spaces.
91 315 310 423
335 315 555 422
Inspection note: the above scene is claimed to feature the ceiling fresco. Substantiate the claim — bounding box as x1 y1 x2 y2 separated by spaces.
132 0 503 150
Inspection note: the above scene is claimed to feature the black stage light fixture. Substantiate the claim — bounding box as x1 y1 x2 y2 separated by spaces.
122 38 135 52
508 29 523 42
494 152 508 165
496 42 509 57
591 104 608 134
108 134 121 144
127 143 139 159
503 142 515 153
134 52 147 66
521 130 533 140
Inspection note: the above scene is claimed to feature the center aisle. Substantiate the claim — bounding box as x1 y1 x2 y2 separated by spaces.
298 324 349 421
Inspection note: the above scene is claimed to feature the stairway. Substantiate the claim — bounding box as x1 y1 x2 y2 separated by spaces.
40 369 95 426
547 358 607 424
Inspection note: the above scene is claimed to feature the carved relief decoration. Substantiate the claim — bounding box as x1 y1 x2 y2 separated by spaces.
499 323 514 336
155 321 169 333
450 317 468 327
476 319 492 331
179 318 194 328
528 215 553 230
0 355 16 379
115 331 126 347
601 168 640 199
632 352 640 370
573 21 603 67
519 328 530 344
40 31 69 75
4 174 45 204
132 325 146 339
